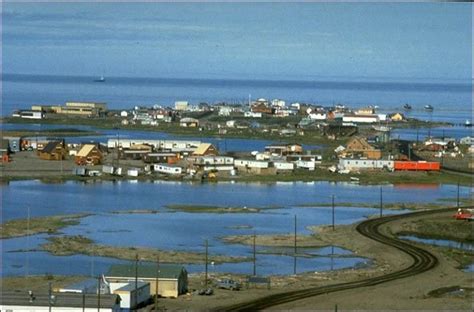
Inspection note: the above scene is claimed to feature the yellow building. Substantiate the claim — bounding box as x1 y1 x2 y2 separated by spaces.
54 101 107 116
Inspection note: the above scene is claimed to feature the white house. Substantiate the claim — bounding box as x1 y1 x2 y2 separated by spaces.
273 161 295 171
308 113 327 120
342 114 379 124
244 111 262 118
174 101 189 111
112 282 150 310
338 158 394 171
153 164 183 175
219 106 233 116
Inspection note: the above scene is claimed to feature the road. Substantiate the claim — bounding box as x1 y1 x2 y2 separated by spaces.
214 207 459 311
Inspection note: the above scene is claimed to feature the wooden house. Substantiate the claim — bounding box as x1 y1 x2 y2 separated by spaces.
345 137 382 159
38 141 67 161
192 143 218 156
75 144 103 165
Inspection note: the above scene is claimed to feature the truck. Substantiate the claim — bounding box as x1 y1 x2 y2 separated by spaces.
216 279 241 291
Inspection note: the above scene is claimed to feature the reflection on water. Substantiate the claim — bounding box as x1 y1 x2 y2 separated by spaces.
399 235 474 251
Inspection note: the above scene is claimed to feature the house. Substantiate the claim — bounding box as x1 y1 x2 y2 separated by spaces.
339 158 394 172
219 106 233 116
1 139 10 163
53 102 107 117
122 144 153 160
389 113 405 122
265 144 303 156
75 144 103 165
12 110 44 119
106 264 188 298
308 113 327 120
112 282 150 310
0 290 120 312
143 152 180 164
3 136 21 153
153 164 183 175
251 103 273 115
342 114 379 124
179 117 199 128
192 143 218 156
234 159 276 175
244 111 262 118
38 141 67 161
174 101 189 111
356 107 376 114
345 137 382 159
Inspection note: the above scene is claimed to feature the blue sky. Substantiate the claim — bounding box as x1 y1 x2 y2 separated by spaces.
2 2 472 80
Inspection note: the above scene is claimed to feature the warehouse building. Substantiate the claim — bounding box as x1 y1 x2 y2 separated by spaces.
105 264 188 298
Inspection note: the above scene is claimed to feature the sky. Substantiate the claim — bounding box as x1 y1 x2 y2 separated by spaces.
2 2 473 80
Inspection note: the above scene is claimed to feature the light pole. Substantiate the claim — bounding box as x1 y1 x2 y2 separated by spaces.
332 195 335 230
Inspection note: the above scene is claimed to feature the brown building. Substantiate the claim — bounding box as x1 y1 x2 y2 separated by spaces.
38 141 67 161
251 103 273 115
192 143 218 156
345 137 382 159
75 144 103 165
265 143 303 156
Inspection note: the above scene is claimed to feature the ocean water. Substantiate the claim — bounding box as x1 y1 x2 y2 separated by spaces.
2 74 472 125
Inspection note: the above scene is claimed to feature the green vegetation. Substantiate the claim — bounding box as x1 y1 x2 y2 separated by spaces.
2 275 87 291
41 235 248 264
295 201 454 211
0 214 91 239
2 128 100 137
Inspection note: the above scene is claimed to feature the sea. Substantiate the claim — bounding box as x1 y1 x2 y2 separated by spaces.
2 73 472 125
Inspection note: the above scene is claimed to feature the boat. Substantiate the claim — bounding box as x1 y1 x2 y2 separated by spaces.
94 76 105 82
403 103 412 110
465 120 472 127
424 105 434 111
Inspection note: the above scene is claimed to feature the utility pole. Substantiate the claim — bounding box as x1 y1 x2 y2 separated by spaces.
332 195 335 230
134 254 138 311
457 182 460 209
380 187 383 218
82 288 86 312
253 233 256 276
48 282 52 312
26 206 30 277
205 240 208 287
97 276 101 312
155 255 160 311
294 215 297 275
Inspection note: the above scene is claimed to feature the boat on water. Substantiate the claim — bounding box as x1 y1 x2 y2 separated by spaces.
465 120 472 127
94 76 105 82
403 103 412 110
424 105 434 111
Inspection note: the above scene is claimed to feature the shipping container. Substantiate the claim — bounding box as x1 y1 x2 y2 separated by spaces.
394 161 440 171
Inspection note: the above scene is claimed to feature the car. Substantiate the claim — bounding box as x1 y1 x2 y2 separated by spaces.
216 279 242 291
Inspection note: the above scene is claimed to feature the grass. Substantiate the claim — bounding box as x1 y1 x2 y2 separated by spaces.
0 214 91 239
2 128 100 138
41 235 248 264
2 275 87 291
294 201 454 211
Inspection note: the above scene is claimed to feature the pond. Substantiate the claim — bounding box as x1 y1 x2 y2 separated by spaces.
2 180 470 277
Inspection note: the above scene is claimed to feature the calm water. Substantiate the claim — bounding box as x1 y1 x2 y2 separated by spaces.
2 74 472 125
399 236 474 251
2 180 471 277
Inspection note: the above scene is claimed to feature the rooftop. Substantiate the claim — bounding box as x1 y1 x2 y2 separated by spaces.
106 264 186 280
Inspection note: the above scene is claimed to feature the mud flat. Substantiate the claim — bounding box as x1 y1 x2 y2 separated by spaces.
41 235 248 265
165 204 261 213
0 214 91 239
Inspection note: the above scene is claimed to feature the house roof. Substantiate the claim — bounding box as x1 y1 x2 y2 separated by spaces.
115 282 149 292
106 264 186 280
76 144 97 157
193 143 215 156
41 141 63 153
1 291 119 308
180 117 199 123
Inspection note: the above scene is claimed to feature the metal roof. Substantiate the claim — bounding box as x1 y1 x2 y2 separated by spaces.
76 144 97 157
41 141 62 154
1 291 119 308
115 282 149 292
106 264 186 280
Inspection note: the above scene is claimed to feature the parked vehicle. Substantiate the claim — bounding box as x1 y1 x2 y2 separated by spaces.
216 279 241 291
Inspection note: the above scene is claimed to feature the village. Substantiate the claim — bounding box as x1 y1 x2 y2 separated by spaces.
2 99 473 182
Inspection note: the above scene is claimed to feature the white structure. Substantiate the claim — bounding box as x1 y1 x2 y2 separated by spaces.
174 101 189 111
153 164 183 175
460 136 474 145
219 106 233 116
226 120 236 128
127 168 139 177
295 160 316 171
107 139 201 153
190 156 234 166
234 159 269 169
244 111 262 118
271 99 286 107
120 111 129 117
338 158 394 171
112 282 150 310
308 113 327 120
342 114 379 124
273 161 295 171
13 110 44 119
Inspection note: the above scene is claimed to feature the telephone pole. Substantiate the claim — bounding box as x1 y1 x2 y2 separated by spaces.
205 240 209 287
332 195 335 230
380 187 383 218
294 215 297 275
253 233 256 276
155 255 160 311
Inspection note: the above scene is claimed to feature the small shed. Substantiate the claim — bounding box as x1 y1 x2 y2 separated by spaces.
1 139 11 163
112 282 150 309
106 264 188 298
75 144 103 165
38 141 67 161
